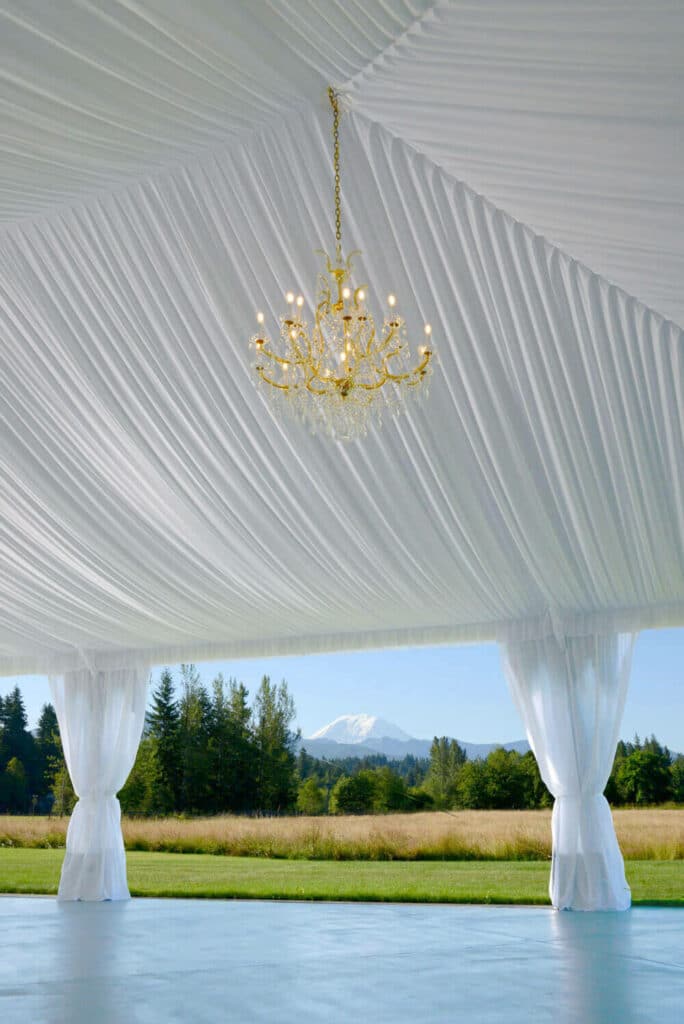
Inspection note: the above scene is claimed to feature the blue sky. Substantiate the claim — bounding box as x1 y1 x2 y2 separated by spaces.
2 628 683 751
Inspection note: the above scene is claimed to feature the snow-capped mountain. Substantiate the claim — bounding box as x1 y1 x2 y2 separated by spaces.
310 713 411 744
303 713 529 761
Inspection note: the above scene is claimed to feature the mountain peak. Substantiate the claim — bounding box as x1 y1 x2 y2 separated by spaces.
309 714 412 744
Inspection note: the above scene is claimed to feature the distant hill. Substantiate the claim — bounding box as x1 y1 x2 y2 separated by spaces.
301 714 529 761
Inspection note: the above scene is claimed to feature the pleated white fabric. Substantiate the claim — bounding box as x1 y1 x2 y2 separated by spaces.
0 0 433 221
502 633 635 911
351 0 684 328
0 5 681 677
0 107 681 676
48 663 149 901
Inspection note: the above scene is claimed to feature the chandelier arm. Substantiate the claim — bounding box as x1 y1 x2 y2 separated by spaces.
282 327 311 368
345 250 361 271
356 358 391 388
315 297 331 323
300 326 315 363
384 352 432 383
257 368 291 391
384 370 420 383
305 380 331 395
363 326 377 359
355 377 391 391
315 250 335 278
260 346 292 367
376 327 400 354
291 338 308 364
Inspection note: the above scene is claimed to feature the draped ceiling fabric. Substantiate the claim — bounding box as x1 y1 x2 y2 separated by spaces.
0 0 682 677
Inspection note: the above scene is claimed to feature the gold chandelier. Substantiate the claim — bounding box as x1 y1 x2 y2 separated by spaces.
250 87 433 441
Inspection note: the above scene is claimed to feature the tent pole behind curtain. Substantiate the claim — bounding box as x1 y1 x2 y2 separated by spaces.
501 632 635 911
48 662 149 901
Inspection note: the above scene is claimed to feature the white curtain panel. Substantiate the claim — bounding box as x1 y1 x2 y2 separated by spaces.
502 632 635 911
48 663 149 901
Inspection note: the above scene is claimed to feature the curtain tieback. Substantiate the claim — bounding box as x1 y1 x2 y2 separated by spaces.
555 792 605 801
76 793 118 805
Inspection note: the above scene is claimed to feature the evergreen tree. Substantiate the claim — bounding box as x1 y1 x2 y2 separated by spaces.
208 674 233 811
178 664 212 812
119 736 161 815
253 676 298 813
296 747 316 781
35 703 60 800
1 686 39 790
149 668 181 811
224 679 257 813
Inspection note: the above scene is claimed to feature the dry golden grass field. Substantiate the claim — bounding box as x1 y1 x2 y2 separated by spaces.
1 808 683 860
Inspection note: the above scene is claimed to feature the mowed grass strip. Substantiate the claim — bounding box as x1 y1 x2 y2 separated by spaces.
1 849 683 904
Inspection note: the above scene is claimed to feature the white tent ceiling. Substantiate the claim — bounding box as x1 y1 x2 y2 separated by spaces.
0 0 682 676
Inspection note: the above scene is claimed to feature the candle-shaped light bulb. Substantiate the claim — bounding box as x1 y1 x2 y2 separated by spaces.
357 289 365 302
285 291 295 304
296 295 304 308
342 287 351 300
424 323 432 336
387 294 396 308
256 311 265 325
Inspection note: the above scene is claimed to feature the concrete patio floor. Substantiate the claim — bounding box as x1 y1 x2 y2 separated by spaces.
1 897 682 1023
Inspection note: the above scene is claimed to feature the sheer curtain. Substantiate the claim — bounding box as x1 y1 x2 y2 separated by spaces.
48 662 149 901
502 632 635 911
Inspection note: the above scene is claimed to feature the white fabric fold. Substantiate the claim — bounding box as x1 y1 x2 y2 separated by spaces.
350 0 684 328
502 632 634 911
48 662 149 901
0 0 434 223
0 106 681 675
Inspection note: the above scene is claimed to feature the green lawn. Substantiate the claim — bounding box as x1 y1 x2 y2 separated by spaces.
1 848 683 904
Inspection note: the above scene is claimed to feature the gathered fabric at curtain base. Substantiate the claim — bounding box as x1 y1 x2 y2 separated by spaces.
551 794 630 912
49 662 149 902
502 632 635 912
59 796 129 902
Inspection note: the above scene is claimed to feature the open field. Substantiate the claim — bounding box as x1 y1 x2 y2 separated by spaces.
0 849 682 903
1 808 684 860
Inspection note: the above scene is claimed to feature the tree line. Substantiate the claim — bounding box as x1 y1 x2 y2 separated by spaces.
0 688 60 813
306 734 683 815
1 671 683 815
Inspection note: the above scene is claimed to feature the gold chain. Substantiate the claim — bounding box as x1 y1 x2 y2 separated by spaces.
328 86 342 261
